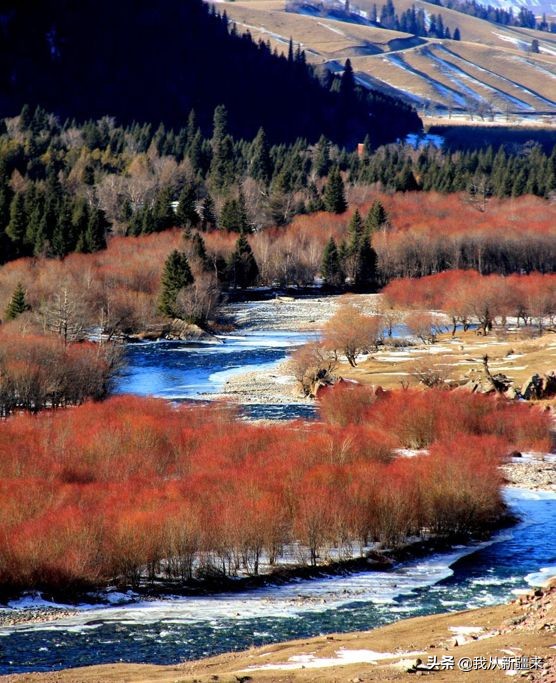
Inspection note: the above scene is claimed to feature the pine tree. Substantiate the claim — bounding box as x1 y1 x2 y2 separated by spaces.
212 105 228 147
6 193 27 253
365 200 388 232
312 136 331 178
250 127 272 184
227 234 259 288
321 237 343 287
453 27 461 40
159 250 195 318
4 282 30 321
210 134 235 192
348 208 364 248
201 193 217 231
355 234 378 289
84 207 108 252
189 232 211 271
219 192 251 232
340 59 356 103
51 199 73 256
176 185 199 228
72 198 90 248
323 167 347 213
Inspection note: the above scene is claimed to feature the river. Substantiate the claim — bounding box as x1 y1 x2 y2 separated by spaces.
1 315 555 674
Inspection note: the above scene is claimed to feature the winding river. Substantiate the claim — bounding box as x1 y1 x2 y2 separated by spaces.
1 312 555 674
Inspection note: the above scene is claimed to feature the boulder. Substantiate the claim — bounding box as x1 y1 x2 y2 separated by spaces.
520 372 556 400
166 320 221 343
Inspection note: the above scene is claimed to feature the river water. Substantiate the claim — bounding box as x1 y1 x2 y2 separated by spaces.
114 330 318 420
1 323 555 674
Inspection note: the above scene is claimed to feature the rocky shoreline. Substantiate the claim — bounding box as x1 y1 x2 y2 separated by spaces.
502 453 556 492
0 606 79 627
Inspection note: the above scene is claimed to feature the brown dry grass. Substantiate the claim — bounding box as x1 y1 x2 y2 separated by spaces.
214 0 556 113
338 328 556 393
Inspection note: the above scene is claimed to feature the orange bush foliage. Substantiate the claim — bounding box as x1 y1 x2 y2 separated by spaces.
0 389 549 590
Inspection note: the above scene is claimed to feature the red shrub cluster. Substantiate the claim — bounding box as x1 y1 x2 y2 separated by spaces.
383 270 556 334
0 329 117 415
319 383 551 451
1 194 553 331
0 390 549 590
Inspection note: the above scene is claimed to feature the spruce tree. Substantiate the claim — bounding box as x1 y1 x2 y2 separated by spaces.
355 234 378 289
321 237 343 287
312 136 331 178
227 234 259 288
4 282 30 321
176 185 199 228
152 187 176 232
159 250 194 318
84 208 108 252
6 193 27 255
51 199 73 256
190 232 211 271
201 193 217 231
323 167 347 213
365 200 388 232
219 193 251 232
348 208 364 248
250 127 272 185
339 59 356 103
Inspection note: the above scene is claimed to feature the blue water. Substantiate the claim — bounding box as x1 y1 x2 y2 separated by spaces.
2 316 554 673
1 489 555 674
115 331 317 420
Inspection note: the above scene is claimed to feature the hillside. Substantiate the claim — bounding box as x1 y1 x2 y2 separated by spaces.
220 0 556 120
0 0 419 146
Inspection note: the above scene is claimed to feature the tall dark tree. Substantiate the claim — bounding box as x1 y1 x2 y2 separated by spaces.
365 200 388 232
6 193 27 255
159 250 195 317
321 237 344 287
250 127 272 184
219 192 251 232
227 234 259 288
312 136 331 178
200 193 217 231
176 185 199 228
189 232 211 271
323 167 347 213
4 282 30 321
339 59 356 103
84 208 108 252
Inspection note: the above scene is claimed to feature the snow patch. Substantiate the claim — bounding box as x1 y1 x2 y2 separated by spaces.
245 647 425 671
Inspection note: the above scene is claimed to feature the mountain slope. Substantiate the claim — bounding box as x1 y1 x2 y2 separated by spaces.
0 0 420 145
222 0 556 119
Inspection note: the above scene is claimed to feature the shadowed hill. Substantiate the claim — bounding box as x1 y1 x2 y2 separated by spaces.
0 0 420 145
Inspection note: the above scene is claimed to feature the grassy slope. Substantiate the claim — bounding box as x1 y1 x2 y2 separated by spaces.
217 0 556 116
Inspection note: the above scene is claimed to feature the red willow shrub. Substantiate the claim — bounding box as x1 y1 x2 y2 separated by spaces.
0 330 118 416
383 271 556 335
0 390 550 590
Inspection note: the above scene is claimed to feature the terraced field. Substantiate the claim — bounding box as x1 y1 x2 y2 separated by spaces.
215 0 556 119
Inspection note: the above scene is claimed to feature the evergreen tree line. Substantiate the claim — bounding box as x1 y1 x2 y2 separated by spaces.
321 204 383 289
158 232 259 321
369 0 461 40
0 162 108 261
352 143 556 198
441 0 555 33
0 105 555 266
